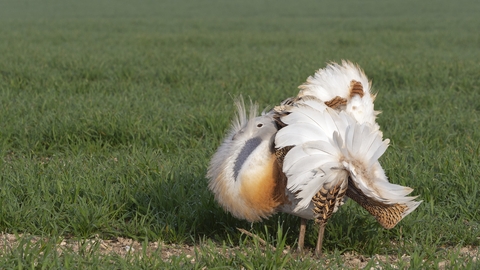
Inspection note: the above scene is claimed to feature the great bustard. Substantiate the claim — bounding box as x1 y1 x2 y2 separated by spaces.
207 61 421 256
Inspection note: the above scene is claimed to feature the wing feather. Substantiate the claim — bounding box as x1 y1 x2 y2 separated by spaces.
275 122 329 148
275 61 420 223
276 101 353 210
341 123 421 221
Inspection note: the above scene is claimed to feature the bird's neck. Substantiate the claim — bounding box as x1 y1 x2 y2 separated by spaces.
236 148 287 221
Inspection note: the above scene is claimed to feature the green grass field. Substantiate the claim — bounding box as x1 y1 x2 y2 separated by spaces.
0 0 479 268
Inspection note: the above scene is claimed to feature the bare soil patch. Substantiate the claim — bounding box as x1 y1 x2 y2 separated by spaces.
1 232 478 269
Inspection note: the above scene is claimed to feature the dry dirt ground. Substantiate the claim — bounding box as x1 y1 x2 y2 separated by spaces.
1 232 478 269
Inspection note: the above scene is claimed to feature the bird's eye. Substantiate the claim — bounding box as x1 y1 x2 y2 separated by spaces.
257 123 263 128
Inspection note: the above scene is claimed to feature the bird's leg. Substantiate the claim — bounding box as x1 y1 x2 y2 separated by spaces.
311 181 348 257
297 218 307 253
315 222 326 257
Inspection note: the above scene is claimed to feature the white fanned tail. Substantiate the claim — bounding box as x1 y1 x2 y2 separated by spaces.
298 60 369 101
276 99 421 222
298 60 381 131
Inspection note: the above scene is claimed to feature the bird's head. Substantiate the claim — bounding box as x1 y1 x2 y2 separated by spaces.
207 98 284 222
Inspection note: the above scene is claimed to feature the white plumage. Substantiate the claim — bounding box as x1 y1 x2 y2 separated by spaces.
298 60 379 129
207 61 422 256
276 100 420 222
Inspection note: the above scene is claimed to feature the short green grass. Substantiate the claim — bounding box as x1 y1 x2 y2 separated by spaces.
0 0 479 268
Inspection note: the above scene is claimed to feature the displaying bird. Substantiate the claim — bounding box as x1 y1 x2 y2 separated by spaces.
207 61 422 257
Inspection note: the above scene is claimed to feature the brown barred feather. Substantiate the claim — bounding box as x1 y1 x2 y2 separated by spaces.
275 146 293 166
346 177 407 229
325 96 347 109
349 80 364 98
312 181 348 225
